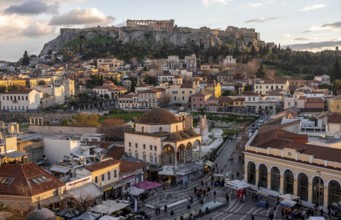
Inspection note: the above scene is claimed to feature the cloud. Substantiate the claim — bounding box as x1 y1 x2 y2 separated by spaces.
202 0 232 6
300 4 325 12
0 14 27 38
3 0 58 15
49 8 114 26
284 34 291 38
248 3 262 8
294 37 312 41
21 23 55 37
244 17 279 24
321 21 341 29
302 30 312 33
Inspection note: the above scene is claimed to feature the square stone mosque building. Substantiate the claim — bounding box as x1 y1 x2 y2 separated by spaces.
124 108 201 166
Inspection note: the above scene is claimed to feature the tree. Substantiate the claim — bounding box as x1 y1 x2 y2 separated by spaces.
65 113 99 127
331 58 341 81
250 45 257 58
22 50 30 66
143 75 157 85
256 64 266 78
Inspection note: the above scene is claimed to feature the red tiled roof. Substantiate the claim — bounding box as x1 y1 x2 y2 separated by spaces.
218 96 233 103
233 97 245 102
306 97 323 103
328 113 341 124
2 89 35 94
180 83 193 89
244 91 259 96
115 160 148 174
106 147 125 160
0 163 64 196
85 159 119 172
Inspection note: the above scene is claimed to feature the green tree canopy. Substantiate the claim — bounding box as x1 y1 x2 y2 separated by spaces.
22 51 30 66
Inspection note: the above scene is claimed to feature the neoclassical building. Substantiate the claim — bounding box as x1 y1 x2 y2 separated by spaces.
124 109 201 166
244 125 341 209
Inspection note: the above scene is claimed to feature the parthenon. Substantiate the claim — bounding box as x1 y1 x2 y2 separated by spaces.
126 19 174 29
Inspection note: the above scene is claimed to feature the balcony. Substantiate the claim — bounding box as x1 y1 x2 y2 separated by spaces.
300 125 325 133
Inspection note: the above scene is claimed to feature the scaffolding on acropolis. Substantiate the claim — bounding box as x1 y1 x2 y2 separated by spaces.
126 19 175 29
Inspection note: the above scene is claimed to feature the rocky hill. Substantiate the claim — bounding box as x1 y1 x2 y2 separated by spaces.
40 25 264 61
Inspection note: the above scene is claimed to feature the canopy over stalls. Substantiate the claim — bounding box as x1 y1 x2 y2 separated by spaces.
99 216 122 220
158 166 175 176
135 181 161 191
226 180 250 190
127 186 145 196
279 194 300 201
90 200 129 214
71 211 100 220
67 183 102 201
280 199 298 208
205 160 215 167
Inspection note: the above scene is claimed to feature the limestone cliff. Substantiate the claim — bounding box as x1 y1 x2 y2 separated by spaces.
40 25 261 55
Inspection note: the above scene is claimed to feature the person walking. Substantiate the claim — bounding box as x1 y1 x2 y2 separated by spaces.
226 193 230 203
164 205 168 213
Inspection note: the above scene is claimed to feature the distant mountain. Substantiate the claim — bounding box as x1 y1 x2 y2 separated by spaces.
285 40 341 51
40 24 264 61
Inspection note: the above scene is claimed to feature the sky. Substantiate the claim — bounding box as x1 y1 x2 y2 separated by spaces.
0 0 340 61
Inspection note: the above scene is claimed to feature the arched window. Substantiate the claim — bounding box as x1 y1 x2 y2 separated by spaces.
247 162 256 185
328 180 341 206
142 126 144 133
312 176 324 206
143 152 146 161
259 164 268 188
270 167 280 192
149 153 153 163
154 153 158 164
284 170 294 194
297 173 309 201
128 149 132 157
135 150 139 159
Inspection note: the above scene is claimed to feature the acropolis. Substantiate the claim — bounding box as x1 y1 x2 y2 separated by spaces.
126 19 175 29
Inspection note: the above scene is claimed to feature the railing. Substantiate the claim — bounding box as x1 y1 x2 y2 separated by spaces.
300 126 325 133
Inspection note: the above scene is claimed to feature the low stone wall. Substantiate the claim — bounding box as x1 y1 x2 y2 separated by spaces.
29 125 98 135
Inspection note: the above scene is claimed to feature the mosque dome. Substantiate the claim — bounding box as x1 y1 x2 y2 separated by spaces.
26 206 56 220
137 108 179 124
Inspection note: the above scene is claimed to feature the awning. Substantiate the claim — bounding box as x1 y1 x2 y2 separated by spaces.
67 183 102 201
280 199 297 208
90 200 129 214
135 181 161 191
99 216 122 220
50 165 71 174
71 211 100 220
127 186 145 196
226 180 250 190
279 194 300 201
205 160 215 167
158 170 174 176
175 167 191 176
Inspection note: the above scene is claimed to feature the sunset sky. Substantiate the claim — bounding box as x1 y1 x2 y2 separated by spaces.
0 0 340 61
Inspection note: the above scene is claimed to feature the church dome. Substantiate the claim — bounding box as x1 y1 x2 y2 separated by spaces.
137 109 179 124
26 206 56 220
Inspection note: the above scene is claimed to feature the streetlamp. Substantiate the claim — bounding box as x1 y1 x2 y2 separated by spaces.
316 170 321 206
